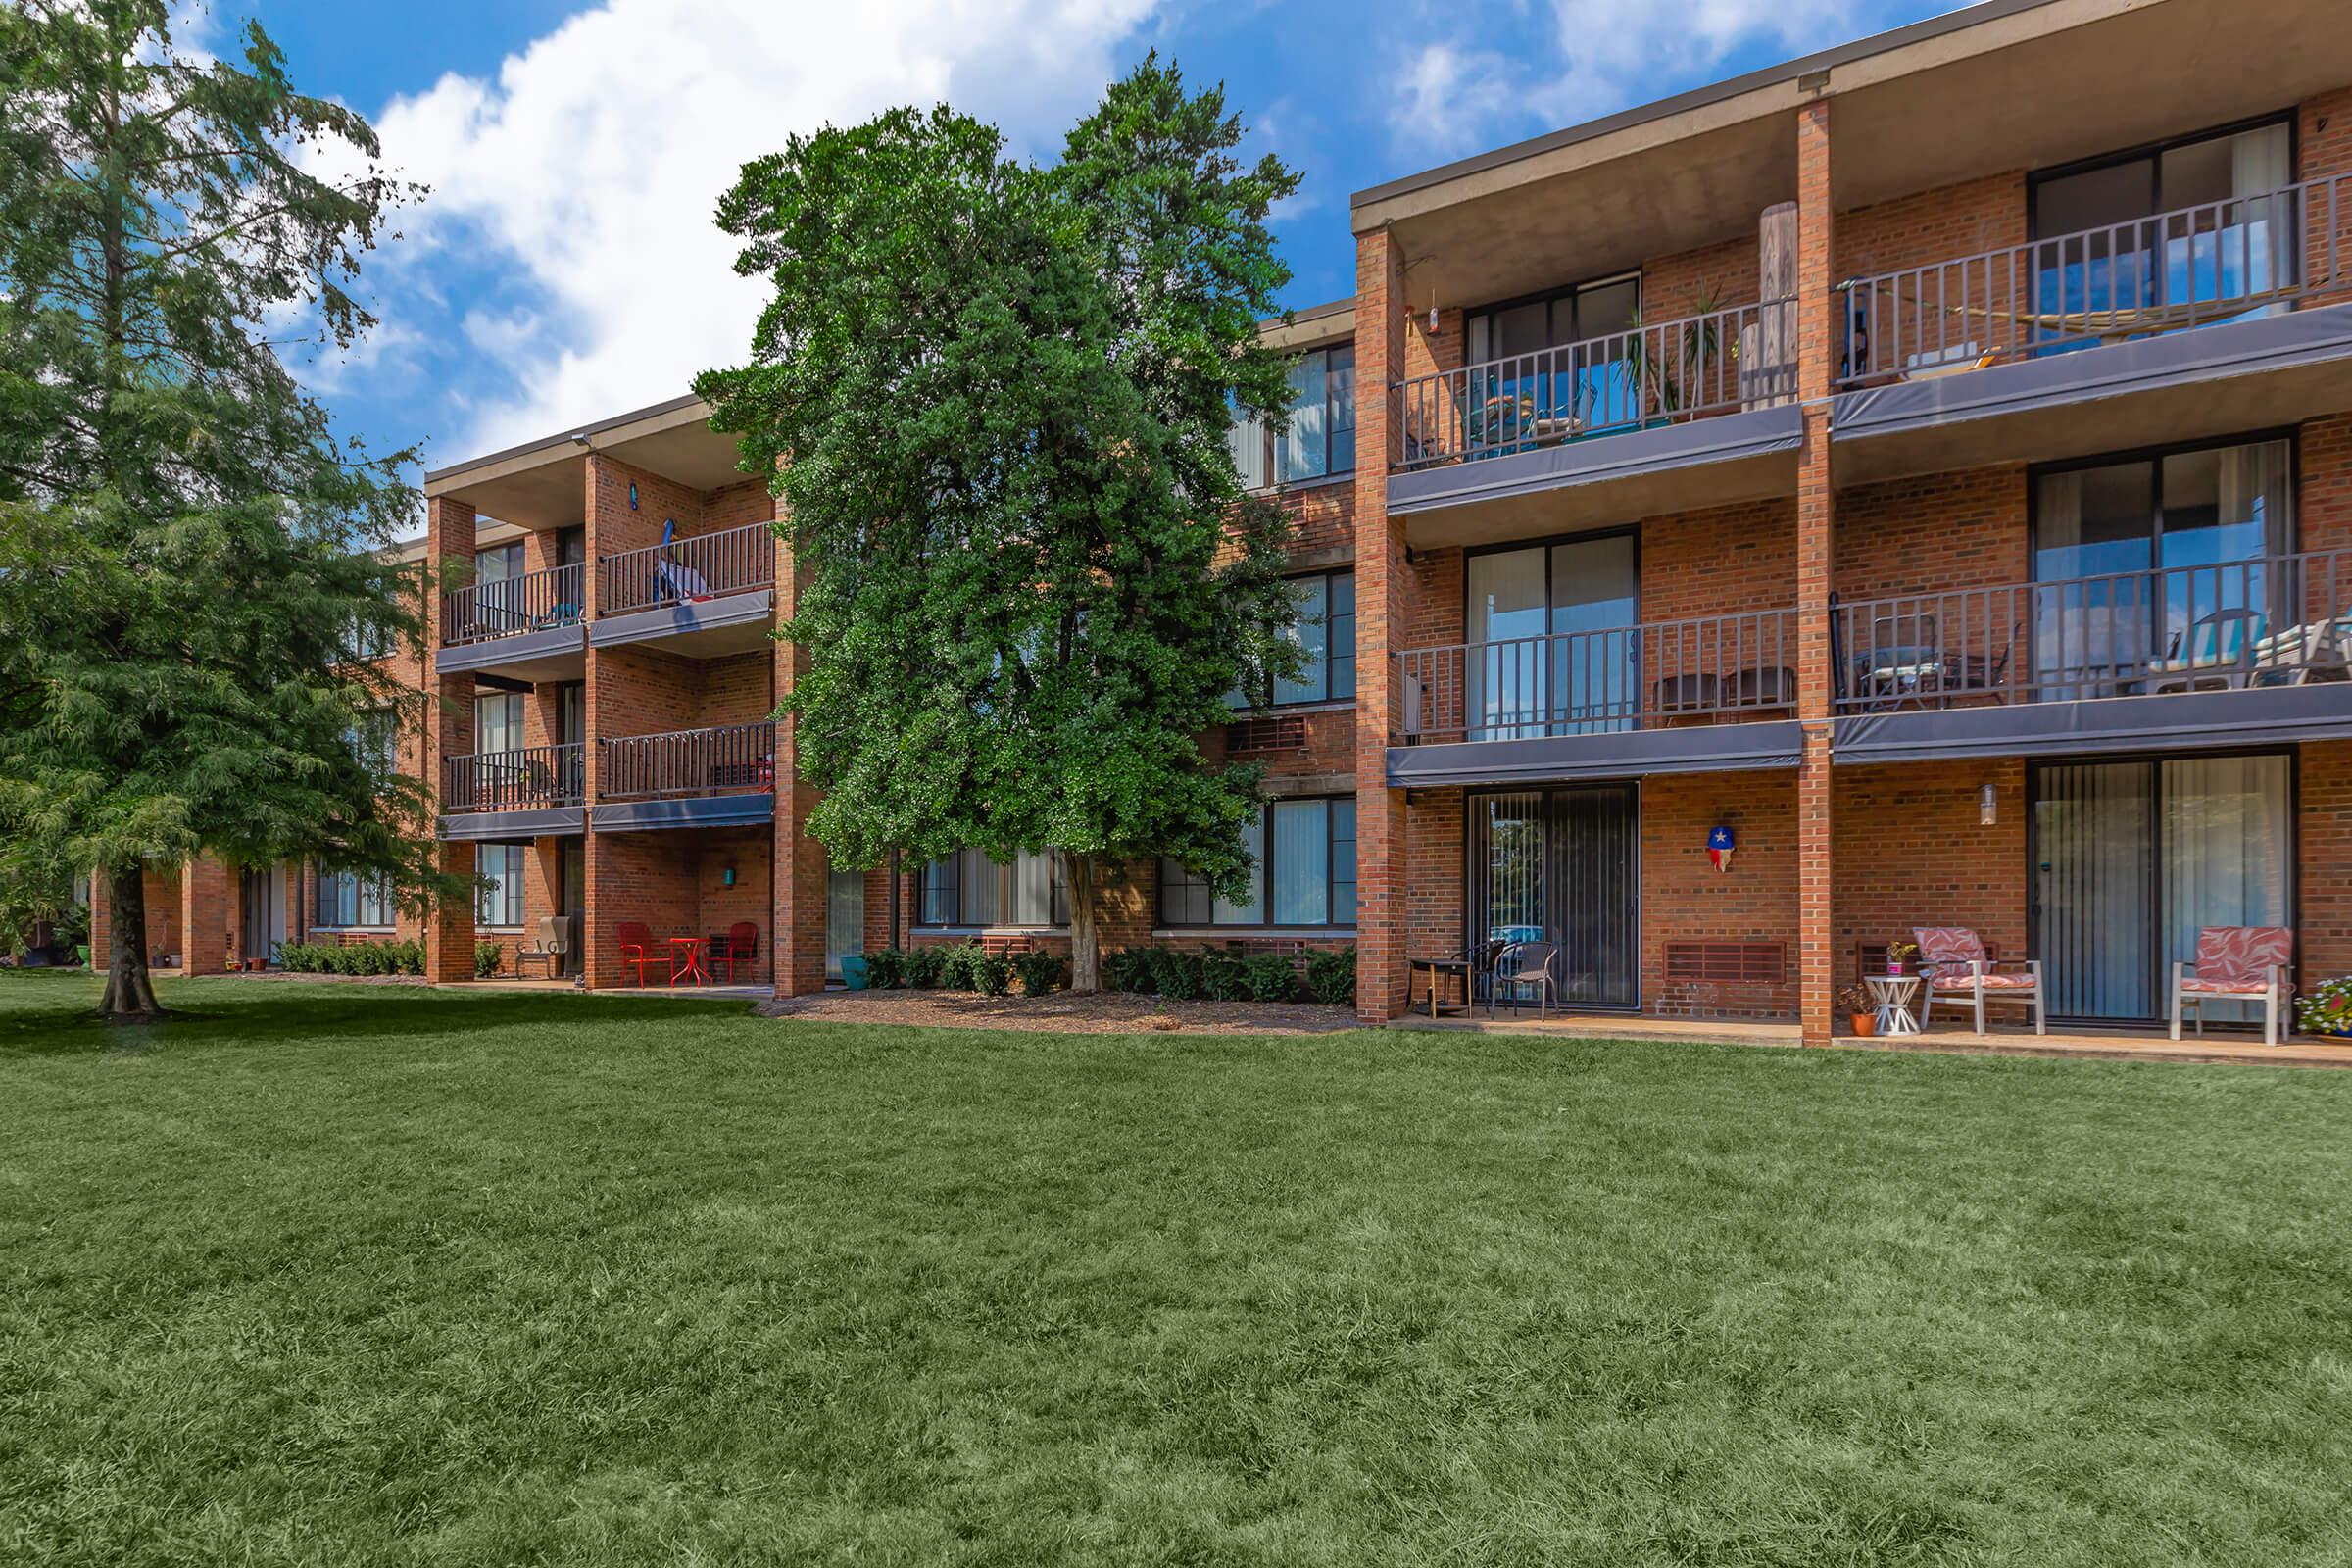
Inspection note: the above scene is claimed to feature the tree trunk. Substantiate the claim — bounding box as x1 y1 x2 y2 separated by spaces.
98 861 161 1020
1067 851 1101 994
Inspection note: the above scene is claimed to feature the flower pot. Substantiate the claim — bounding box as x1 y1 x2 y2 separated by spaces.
1850 1012 1880 1037
1886 959 1906 976
840 955 869 991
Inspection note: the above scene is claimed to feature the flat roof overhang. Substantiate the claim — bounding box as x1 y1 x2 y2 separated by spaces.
588 589 776 658
1834 684 2352 764
1387 719 1804 788
434 625 588 685
438 807 586 841
423 395 749 532
1389 405 1801 551
1354 0 2352 312
592 794 776 833
1831 305 2352 486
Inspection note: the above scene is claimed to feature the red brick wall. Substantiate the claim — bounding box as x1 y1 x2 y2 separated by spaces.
1642 771 1798 1019
2301 740 2352 986
1404 788 1464 986
1831 760 2028 986
1643 231 1765 319
2302 88 2352 310
1640 498 1797 622
1835 171 2026 282
2303 413 2352 554
1835 465 2030 599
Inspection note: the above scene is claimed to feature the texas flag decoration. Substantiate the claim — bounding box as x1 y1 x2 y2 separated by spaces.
1707 825 1736 874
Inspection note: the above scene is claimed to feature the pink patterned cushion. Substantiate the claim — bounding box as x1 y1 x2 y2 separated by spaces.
2180 976 2271 995
1931 970 2036 990
2188 926 2292 990
1914 927 1986 968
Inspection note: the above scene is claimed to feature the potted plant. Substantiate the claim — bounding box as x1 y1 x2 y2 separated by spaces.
1838 983 1879 1037
2298 976 2352 1039
1886 940 1919 977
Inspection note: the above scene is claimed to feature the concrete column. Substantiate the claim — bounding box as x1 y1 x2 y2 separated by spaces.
1795 94 1838 1046
1352 226 1411 1022
422 495 479 985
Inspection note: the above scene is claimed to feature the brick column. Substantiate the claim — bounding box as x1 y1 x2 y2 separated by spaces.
1794 95 1838 1046
579 453 613 990
422 495 479 984
772 514 828 996
180 855 233 976
1353 226 1411 1022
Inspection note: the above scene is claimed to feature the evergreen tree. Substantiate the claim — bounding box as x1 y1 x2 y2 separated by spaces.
699 60 1306 992
0 1 451 1018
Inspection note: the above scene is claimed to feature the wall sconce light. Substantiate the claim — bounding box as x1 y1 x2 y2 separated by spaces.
721 863 737 889
1979 783 1998 826
628 481 638 511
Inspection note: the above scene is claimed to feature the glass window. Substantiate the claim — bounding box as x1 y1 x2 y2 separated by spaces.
1250 569 1355 710
917 849 1065 927
1157 796 1358 929
476 692 525 756
1271 801 1329 925
349 709 398 778
475 844 524 927
1229 345 1355 489
318 867 392 929
1214 814 1266 925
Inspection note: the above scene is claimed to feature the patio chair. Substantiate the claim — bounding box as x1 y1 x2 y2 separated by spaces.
615 920 659 988
2171 926 2295 1046
1914 926 2044 1035
514 915 568 979
710 921 760 983
2146 609 2265 693
1855 612 1944 703
2250 614 2352 686
1489 940 1562 1020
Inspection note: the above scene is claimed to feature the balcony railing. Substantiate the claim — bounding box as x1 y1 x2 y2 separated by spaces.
1396 609 1797 743
1393 298 1796 472
599 522 776 615
443 743 585 813
441 563 585 646
600 722 775 802
1835 172 2350 388
1834 549 2352 710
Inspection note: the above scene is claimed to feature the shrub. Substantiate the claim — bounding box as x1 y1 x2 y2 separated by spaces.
2298 975 2352 1037
937 942 982 991
356 942 389 976
905 945 947 989
1200 952 1250 1002
474 940 503 978
1244 952 1297 1004
1105 946 1157 995
325 944 359 976
971 950 1011 996
1305 946 1355 1005
1012 950 1067 997
1152 946 1204 1002
396 940 425 976
862 948 906 989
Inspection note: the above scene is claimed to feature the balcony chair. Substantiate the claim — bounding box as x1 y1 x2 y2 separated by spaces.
2171 926 2295 1046
1853 612 1946 704
707 922 760 983
1914 926 2044 1035
615 920 660 988
514 915 569 980
2251 613 2352 686
1489 940 1562 1021
2146 609 2264 693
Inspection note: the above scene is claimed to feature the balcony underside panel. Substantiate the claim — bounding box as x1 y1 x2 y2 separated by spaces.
1387 719 1803 788
439 808 585 841
1832 303 2352 486
1834 684 2352 764
436 624 587 683
589 588 774 656
1392 405 1802 551
592 795 777 833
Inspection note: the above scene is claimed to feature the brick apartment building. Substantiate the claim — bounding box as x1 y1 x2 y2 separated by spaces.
94 0 2352 1043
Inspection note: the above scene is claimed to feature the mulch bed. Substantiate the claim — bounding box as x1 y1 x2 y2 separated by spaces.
209 970 429 987
757 988 1359 1036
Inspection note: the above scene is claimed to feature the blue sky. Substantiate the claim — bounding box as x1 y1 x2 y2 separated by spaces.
232 0 1963 490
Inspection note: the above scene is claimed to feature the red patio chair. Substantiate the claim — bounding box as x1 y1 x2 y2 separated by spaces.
1915 926 2044 1035
615 920 659 988
712 922 759 982
2171 926 2294 1046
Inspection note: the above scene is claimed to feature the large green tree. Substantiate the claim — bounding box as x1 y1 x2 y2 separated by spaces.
698 60 1306 993
0 0 450 1019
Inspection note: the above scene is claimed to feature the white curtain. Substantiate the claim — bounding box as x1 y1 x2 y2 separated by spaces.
2228 123 2293 303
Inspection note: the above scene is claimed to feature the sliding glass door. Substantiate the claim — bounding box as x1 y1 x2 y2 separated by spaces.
2033 753 2292 1023
1465 532 1639 739
1467 782 1640 1010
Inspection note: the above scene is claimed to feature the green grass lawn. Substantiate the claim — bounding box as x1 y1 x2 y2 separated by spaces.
4 973 2350 1566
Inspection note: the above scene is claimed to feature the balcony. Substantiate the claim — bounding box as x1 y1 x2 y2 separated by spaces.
592 522 778 657
438 743 585 840
437 564 589 681
1387 298 1802 545
1388 610 1803 787
1833 550 2352 763
1832 172 2352 478
593 721 777 832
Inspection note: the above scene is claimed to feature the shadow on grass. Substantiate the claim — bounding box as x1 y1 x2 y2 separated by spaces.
0 974 754 1058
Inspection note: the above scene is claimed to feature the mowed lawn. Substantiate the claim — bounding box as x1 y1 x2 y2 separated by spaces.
3 977 2350 1566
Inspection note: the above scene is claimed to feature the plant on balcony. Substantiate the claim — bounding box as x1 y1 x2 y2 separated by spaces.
698 60 1304 998
0 4 466 1021
2298 976 2352 1039
1619 281 1732 421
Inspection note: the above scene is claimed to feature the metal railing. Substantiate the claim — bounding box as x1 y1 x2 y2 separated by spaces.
1835 172 2350 387
598 522 776 615
443 743 585 813
1393 298 1795 472
600 721 776 802
441 563 586 646
1396 609 1798 742
1834 549 2352 710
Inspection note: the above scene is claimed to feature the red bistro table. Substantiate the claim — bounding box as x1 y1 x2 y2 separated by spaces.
666 935 710 988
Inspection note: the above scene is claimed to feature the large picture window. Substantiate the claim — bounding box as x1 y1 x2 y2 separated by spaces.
1235 570 1356 710
475 843 525 928
475 692 525 755
917 849 1066 927
317 867 392 929
1229 345 1355 489
1159 797 1356 929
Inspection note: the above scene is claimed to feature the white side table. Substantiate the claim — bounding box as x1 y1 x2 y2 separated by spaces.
1866 974 1923 1036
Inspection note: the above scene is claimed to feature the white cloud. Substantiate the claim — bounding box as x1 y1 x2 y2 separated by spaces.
360 0 1156 464
1393 42 1520 160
